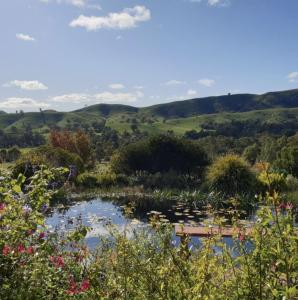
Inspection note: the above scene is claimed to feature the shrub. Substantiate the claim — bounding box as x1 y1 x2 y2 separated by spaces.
207 154 256 196
6 146 21 162
0 168 297 299
76 172 129 188
256 162 287 193
274 146 298 177
111 134 209 175
76 172 98 188
36 146 84 172
129 170 199 189
12 146 84 179
49 129 93 165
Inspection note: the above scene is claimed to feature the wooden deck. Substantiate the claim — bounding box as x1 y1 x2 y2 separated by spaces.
175 225 253 237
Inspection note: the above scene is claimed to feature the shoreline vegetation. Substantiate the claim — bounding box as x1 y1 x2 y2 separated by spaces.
0 166 297 299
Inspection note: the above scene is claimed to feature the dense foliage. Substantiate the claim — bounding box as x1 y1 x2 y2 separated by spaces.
206 154 257 196
0 167 297 299
111 135 209 175
49 130 93 165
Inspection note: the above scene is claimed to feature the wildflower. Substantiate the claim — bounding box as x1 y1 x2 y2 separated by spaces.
2 245 11 256
80 279 90 292
22 205 32 215
41 204 48 213
38 232 46 239
0 203 5 212
279 202 286 210
238 232 245 242
27 246 34 255
50 256 65 269
66 277 79 295
286 202 293 211
17 244 26 254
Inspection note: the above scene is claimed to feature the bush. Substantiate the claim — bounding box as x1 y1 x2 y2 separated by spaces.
129 170 200 189
12 146 84 179
207 154 256 196
111 134 209 175
256 162 287 193
76 173 98 188
76 172 129 188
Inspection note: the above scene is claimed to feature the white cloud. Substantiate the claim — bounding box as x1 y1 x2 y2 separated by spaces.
0 98 49 111
94 91 143 103
164 80 186 86
52 93 89 103
109 83 125 90
134 85 144 90
189 0 230 7
51 91 143 105
4 80 48 91
40 0 101 9
16 33 35 42
208 0 230 7
187 89 197 96
288 72 298 83
198 78 215 87
69 6 151 31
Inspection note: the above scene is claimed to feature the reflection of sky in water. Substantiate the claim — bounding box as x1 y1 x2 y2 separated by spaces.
46 197 239 252
46 199 148 248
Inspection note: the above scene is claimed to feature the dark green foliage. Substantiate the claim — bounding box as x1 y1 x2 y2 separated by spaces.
76 173 98 188
6 147 21 162
242 143 259 164
275 146 298 177
129 171 200 189
207 154 256 196
111 135 209 175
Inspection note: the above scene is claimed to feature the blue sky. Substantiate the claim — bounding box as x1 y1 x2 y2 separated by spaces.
0 0 297 112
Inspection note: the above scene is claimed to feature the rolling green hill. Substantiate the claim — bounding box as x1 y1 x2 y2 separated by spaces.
1 88 298 136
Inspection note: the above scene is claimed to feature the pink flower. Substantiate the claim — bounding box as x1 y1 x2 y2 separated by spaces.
279 202 286 210
27 246 34 255
80 279 90 292
2 245 11 256
66 277 79 295
286 202 293 211
38 232 45 239
0 203 5 212
17 244 26 254
238 233 245 242
50 256 65 269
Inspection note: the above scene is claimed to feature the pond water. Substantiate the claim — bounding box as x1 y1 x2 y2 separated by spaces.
46 195 241 249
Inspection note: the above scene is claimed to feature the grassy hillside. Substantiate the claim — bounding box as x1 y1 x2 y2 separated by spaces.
1 88 298 135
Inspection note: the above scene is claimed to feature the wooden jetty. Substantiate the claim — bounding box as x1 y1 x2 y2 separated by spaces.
175 225 298 237
175 225 252 237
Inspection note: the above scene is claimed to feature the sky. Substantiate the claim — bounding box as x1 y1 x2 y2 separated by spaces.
0 0 298 112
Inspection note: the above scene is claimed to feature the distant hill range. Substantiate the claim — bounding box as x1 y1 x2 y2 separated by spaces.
1 88 298 135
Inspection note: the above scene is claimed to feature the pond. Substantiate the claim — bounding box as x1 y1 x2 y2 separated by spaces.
46 195 248 249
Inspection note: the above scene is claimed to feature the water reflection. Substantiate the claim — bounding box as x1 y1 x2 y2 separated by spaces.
46 195 251 250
